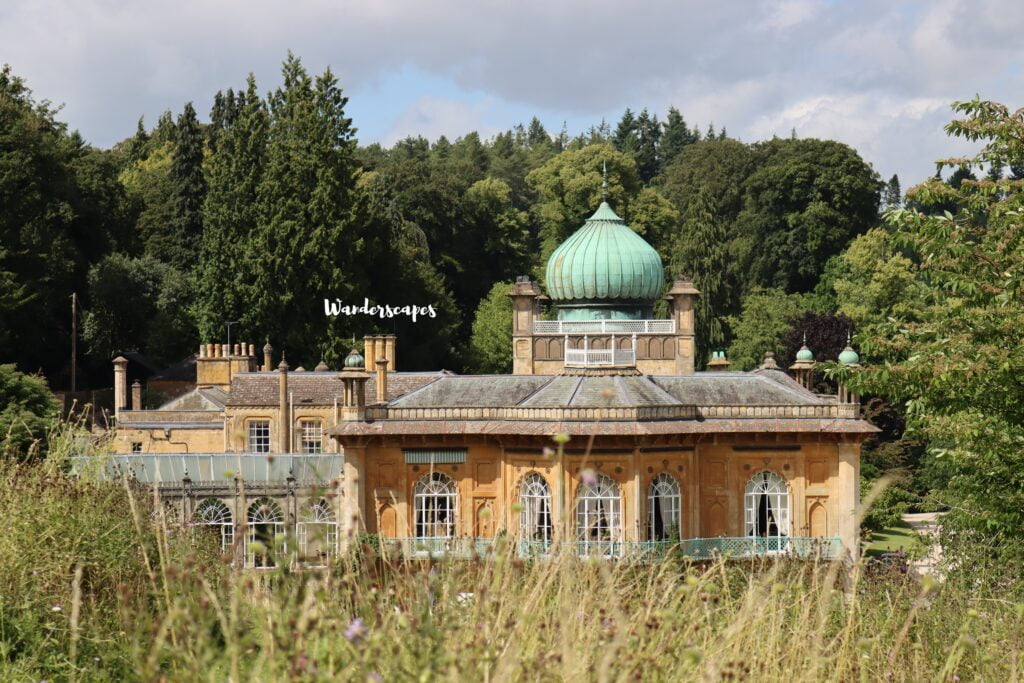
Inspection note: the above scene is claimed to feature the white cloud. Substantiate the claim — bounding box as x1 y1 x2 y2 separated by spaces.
382 96 500 147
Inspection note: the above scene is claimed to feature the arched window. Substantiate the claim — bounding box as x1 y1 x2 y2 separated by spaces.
246 497 285 568
744 471 790 538
298 498 337 566
519 473 552 543
648 473 682 541
195 498 233 555
576 474 622 551
414 473 458 539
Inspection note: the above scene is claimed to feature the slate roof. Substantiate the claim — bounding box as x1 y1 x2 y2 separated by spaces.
158 387 228 411
391 370 824 409
224 371 447 407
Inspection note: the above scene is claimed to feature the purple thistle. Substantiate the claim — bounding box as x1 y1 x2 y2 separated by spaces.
344 618 367 645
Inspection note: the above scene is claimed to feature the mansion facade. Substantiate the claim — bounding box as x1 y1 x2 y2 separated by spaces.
81 200 875 567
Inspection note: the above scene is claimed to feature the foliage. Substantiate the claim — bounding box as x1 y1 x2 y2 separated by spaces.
726 288 810 371
0 365 58 460
836 98 1024 569
468 281 513 373
778 311 853 368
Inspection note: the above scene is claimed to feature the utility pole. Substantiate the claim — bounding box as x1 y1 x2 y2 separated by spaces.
71 292 77 393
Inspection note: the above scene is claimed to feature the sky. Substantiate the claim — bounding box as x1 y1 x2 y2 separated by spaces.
2 0 1021 185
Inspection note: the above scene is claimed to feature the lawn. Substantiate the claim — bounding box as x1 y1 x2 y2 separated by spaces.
865 519 926 558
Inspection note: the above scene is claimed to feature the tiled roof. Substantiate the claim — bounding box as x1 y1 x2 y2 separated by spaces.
158 387 228 411
224 371 446 407
651 371 821 406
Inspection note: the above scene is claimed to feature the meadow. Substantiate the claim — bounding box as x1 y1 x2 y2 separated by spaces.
1 432 1023 682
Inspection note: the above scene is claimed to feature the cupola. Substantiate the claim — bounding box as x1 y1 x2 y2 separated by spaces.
544 200 664 320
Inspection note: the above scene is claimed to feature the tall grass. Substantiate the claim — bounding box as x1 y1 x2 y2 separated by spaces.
2 425 1023 680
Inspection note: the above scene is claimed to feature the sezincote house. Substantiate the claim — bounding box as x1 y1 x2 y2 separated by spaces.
77 199 875 568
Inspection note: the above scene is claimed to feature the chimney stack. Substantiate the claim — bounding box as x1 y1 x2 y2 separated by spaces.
263 340 273 372
113 356 128 418
278 357 290 453
383 334 397 371
131 380 142 410
363 335 378 372
375 357 389 404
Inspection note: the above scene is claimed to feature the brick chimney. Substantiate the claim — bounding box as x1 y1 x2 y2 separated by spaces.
263 339 273 372
363 335 378 372
382 334 397 371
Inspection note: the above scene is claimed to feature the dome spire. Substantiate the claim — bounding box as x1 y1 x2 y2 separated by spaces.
601 160 608 201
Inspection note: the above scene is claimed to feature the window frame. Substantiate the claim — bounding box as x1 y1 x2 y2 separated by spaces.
413 472 458 540
298 418 323 454
519 472 553 544
647 472 682 541
247 419 271 454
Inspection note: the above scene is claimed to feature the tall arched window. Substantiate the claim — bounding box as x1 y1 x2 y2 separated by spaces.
298 498 337 566
648 473 682 541
414 473 458 538
576 474 622 550
195 498 233 555
247 497 285 568
519 473 553 543
744 471 789 538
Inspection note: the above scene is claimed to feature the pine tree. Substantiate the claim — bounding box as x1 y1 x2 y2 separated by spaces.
670 183 730 367
883 174 901 209
706 123 716 139
196 75 269 340
162 102 206 271
635 108 661 184
614 108 638 153
526 117 549 148
659 107 697 171
987 159 1004 181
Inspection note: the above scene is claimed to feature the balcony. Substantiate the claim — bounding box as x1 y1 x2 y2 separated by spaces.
533 319 676 335
564 346 636 367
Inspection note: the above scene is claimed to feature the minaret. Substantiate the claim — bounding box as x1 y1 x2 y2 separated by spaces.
837 333 861 404
789 334 815 390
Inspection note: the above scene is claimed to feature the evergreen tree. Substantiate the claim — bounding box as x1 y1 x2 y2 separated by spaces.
196 75 268 341
635 108 661 184
947 165 977 189
526 117 549 148
161 102 206 271
669 184 730 366
883 174 901 209
987 159 1004 181
659 107 697 172
614 108 638 153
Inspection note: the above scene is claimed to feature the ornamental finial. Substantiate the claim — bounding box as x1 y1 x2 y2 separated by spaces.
602 160 608 201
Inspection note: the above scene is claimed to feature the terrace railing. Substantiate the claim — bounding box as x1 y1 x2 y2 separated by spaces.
533 319 676 335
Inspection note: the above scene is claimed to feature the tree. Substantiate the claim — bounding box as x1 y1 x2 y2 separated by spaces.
613 108 638 154
838 97 1024 570
0 364 58 461
635 108 661 184
162 102 207 271
726 288 809 371
659 107 698 173
468 281 514 373
778 311 853 369
668 184 730 366
883 174 902 209
195 76 269 340
526 117 549 149
736 137 882 293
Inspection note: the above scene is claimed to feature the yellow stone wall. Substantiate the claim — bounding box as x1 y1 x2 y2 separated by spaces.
113 427 225 453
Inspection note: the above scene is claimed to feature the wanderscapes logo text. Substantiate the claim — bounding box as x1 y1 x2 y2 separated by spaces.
324 298 437 322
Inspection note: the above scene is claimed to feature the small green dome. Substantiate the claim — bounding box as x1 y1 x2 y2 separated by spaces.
838 345 860 365
796 345 814 362
545 201 664 304
344 349 364 368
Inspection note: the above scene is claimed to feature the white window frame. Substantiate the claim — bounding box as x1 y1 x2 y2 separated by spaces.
413 472 458 539
131 442 142 454
519 472 553 543
298 498 337 566
248 419 271 454
299 419 323 454
576 474 622 554
246 497 285 568
744 470 790 539
194 498 234 555
648 473 682 541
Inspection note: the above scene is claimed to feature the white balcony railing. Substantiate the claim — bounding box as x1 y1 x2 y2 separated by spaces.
533 319 675 335
564 334 636 367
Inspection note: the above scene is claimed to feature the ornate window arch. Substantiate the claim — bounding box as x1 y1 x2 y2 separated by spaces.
298 498 337 566
648 473 682 541
744 471 790 538
195 498 233 555
246 497 285 568
414 472 458 539
576 474 622 552
519 472 553 543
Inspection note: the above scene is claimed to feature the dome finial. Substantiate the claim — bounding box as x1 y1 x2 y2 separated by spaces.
601 160 608 201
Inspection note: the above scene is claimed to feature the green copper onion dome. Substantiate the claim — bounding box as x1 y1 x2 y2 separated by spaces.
344 349 364 368
796 345 814 362
838 345 860 365
545 201 664 320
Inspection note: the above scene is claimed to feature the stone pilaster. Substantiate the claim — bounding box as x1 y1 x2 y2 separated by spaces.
837 442 861 560
341 445 366 552
509 276 542 375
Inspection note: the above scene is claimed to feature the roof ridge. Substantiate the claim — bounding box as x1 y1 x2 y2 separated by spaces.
636 375 683 405
514 375 561 406
565 376 586 406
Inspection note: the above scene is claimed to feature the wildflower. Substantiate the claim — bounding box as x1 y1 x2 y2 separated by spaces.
580 468 598 488
344 618 367 645
51 604 62 612
542 447 555 458
552 433 570 445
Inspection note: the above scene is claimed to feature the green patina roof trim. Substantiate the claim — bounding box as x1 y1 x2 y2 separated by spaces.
545 201 665 302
